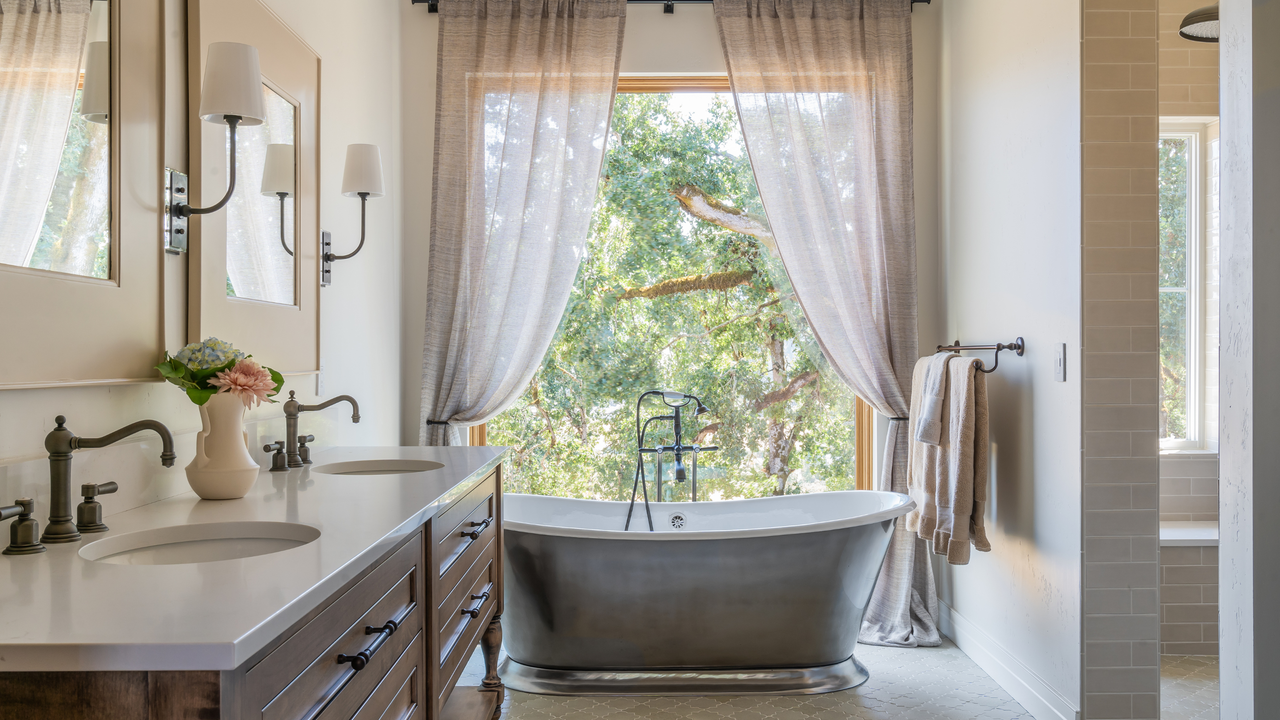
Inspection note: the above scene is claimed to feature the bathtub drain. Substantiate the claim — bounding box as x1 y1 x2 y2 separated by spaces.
668 512 687 530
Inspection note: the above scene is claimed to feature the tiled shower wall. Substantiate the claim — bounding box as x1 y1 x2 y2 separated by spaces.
1081 0 1161 718
1159 545 1219 656
1157 0 1220 116
1159 454 1218 521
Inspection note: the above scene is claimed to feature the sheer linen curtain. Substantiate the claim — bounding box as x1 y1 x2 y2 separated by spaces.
420 0 626 446
0 0 91 267
716 0 938 647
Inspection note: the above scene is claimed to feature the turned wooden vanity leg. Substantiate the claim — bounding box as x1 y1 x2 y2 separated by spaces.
480 614 503 693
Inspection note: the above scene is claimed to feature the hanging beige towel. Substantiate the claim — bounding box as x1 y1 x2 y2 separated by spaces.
933 357 991 564
904 356 949 539
914 352 956 446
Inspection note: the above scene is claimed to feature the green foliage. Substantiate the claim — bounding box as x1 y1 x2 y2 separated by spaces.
1158 137 1189 439
156 338 284 406
489 94 860 502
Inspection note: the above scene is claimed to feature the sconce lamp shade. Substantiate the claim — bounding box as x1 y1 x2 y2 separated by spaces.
80 42 110 124
341 144 384 198
198 42 265 126
261 144 295 197
1179 3 1219 42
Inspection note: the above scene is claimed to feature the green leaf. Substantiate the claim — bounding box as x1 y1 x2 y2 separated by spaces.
267 367 285 398
186 387 218 406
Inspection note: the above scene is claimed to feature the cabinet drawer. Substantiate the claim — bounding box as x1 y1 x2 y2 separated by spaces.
435 490 495 580
351 631 423 720
248 532 424 720
438 541 496 663
439 561 497 695
432 470 496 549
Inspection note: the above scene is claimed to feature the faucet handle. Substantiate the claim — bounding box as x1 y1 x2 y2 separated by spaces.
2 499 46 556
76 482 118 534
264 441 288 473
297 435 316 465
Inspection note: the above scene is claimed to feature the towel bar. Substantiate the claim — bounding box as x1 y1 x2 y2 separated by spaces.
936 338 1025 374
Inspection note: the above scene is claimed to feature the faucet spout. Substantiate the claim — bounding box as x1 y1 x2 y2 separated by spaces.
299 395 360 423
74 420 177 467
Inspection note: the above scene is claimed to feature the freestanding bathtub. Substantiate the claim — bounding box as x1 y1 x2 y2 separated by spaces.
498 490 915 695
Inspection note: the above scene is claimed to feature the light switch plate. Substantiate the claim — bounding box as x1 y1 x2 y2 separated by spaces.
164 169 189 254
316 359 325 396
1054 343 1067 382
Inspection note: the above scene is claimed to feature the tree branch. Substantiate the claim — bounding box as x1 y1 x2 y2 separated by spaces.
753 370 820 412
661 294 792 351
671 184 777 255
693 422 721 445
617 269 754 301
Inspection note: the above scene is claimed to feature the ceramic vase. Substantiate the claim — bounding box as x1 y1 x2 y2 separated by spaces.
185 392 260 500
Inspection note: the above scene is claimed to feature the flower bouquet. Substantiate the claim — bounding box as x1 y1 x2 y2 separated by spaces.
157 338 284 499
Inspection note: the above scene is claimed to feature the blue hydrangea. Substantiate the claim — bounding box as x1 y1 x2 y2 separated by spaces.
174 337 245 370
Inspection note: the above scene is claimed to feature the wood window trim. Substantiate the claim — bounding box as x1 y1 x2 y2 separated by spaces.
616 76 730 93
469 424 488 447
855 397 873 491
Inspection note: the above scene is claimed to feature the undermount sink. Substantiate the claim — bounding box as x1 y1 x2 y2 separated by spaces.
79 521 321 566
311 459 445 476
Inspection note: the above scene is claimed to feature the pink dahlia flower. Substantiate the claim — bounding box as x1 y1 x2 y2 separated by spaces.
210 359 277 408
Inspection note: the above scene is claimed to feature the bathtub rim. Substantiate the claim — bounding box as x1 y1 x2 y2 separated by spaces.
504 490 914 541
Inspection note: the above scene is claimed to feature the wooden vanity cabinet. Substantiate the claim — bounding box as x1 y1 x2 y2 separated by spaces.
0 465 505 720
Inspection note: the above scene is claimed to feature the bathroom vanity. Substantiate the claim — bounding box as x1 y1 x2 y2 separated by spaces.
0 445 507 720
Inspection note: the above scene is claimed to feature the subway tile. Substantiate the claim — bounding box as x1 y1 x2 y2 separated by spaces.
1087 62 1133 88
1084 0 1154 10
1130 11 1158 37
1085 353 1159 380
1087 431 1134 458
1160 476 1192 495
1085 38 1159 65
1087 640 1133 667
1189 84 1219 103
1159 583 1202 603
1085 221 1134 247
1160 622 1204 642
1087 561 1159 589
1084 142 1158 169
1132 535 1159 561
1132 483 1159 510
1087 535 1134 559
1085 402 1158 430
1163 604 1218 623
1160 101 1219 116
1159 457 1218 477
1130 326 1159 351
1085 89 1159 116
1159 546 1202 565
1160 48 1190 67
1085 195 1160 222
1086 667 1160 693
1132 432 1160 457
1160 494 1217 515
1130 116 1159 142
1085 247 1159 273
1129 272 1159 298
1160 66 1221 86
1128 221 1160 247
1087 586 1135 613
1085 11 1132 37
1133 640 1159 666
1159 83 1191 102
1085 508 1159 538
1162 565 1218 585
1085 692 1132 719
1085 328 1134 353
1131 378 1160 403
1203 584 1218 603
1202 546 1218 564
1188 47 1220 67
1086 457 1159 484
1085 273 1135 299
1191 477 1219 495
1132 693 1159 719
1085 118 1136 143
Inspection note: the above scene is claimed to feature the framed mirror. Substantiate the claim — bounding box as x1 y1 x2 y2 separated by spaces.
0 0 111 281
0 0 167 388
188 0 319 376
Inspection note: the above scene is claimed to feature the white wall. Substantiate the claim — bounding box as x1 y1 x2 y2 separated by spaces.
0 0 403 519
931 2 1082 719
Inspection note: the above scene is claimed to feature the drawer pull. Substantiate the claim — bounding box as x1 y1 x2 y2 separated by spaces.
337 602 416 672
460 517 492 541
459 584 494 619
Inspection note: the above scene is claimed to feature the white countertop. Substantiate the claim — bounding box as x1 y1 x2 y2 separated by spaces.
0 445 507 672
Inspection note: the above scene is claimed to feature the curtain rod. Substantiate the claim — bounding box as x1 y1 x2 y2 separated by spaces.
411 0 930 13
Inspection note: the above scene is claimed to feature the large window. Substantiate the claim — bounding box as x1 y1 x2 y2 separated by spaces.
1158 120 1219 450
489 85 865 501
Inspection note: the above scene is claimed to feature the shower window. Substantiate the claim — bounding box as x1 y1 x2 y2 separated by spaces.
489 82 867 501
1158 120 1219 450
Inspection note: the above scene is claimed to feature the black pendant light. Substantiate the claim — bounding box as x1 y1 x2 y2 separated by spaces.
1180 3 1220 43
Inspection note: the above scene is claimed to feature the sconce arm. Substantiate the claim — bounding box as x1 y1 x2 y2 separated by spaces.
177 116 242 217
326 193 369 262
278 192 293 256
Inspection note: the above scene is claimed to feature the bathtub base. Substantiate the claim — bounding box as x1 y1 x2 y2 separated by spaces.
498 655 869 696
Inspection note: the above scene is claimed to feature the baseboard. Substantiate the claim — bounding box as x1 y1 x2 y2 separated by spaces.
939 602 1081 720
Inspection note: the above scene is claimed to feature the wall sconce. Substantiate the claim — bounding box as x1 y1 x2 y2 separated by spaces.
165 42 266 253
79 42 110 124
261 144 295 256
322 144 384 285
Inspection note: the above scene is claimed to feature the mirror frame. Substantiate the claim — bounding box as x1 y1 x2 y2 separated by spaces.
0 0 167 389
187 0 320 376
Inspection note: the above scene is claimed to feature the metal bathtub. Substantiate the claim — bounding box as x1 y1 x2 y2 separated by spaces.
498 491 914 695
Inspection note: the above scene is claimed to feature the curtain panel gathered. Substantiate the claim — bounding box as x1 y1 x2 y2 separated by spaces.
715 0 938 647
0 0 92 267
420 0 626 446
